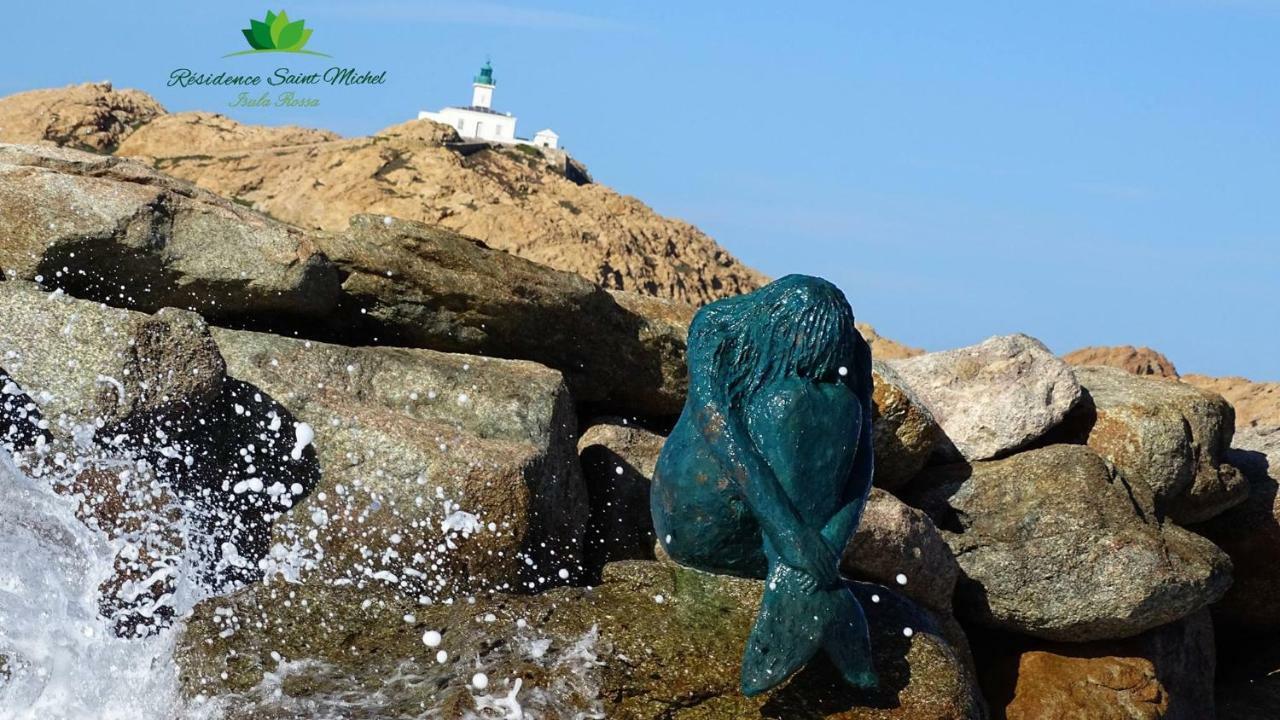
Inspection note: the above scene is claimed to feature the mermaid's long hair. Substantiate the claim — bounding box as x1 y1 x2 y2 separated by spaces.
688 274 862 406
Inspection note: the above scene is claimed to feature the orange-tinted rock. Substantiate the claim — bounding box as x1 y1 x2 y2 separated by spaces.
1063 345 1179 379
0 82 164 152
999 612 1214 720
1183 374 1280 433
858 323 924 360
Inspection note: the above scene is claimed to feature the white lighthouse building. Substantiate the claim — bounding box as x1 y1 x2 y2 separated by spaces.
418 61 559 149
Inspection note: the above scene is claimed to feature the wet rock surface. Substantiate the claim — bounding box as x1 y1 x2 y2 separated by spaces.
178 561 986 719
210 326 589 595
577 418 665 571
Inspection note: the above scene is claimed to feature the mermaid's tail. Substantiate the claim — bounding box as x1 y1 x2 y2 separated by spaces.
740 564 877 696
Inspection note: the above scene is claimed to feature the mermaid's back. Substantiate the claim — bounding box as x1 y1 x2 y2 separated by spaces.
651 406 767 578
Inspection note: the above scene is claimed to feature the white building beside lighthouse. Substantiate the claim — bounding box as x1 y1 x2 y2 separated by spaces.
418 61 558 149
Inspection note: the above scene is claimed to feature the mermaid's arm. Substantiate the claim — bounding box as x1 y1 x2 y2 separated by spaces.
821 337 876 551
699 401 841 588
821 400 872 551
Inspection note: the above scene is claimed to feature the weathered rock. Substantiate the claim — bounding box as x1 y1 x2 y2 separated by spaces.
1194 426 1280 629
177 561 986 719
0 144 690 417
907 445 1232 642
0 281 225 438
1063 345 1180 379
979 611 1215 720
0 82 164 152
114 111 338 158
1071 365 1246 524
1183 374 1280 433
312 213 692 415
0 143 341 325
887 335 1083 461
842 488 959 615
210 326 588 593
577 418 665 570
109 103 766 305
871 361 941 489
0 281 319 627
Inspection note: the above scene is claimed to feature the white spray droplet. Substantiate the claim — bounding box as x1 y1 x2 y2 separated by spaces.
422 630 442 648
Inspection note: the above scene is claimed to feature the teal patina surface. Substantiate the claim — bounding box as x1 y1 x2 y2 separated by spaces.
651 274 877 696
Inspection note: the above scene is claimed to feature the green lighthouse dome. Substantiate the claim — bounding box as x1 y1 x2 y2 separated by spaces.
473 61 495 86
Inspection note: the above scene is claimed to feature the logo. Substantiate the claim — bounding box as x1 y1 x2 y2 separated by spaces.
225 10 331 57
168 9 388 110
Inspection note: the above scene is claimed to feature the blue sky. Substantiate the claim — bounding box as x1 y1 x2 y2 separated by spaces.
4 1 1277 379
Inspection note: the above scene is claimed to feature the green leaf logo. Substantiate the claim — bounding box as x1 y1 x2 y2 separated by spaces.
227 10 329 57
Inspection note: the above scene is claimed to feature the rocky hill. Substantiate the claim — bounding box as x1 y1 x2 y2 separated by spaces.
0 81 164 152
0 82 765 306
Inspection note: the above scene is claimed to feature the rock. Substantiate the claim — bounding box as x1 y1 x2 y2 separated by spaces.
176 561 986 719
311 213 692 415
0 82 164 152
979 611 1215 720
0 281 225 439
209 326 588 593
1071 365 1246 523
887 334 1083 461
906 445 1232 641
1063 345 1180 379
858 323 923 361
114 111 338 158
842 488 959 615
108 104 766 305
871 360 941 489
1183 374 1280 433
0 145 691 417
577 419 665 570
1193 426 1280 629
0 282 320 629
0 143 341 326
0 368 48 454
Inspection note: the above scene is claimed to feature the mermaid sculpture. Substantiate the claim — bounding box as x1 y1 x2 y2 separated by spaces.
651 274 877 696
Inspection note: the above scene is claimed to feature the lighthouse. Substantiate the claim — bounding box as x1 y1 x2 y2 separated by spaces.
418 61 558 149
471 60 495 109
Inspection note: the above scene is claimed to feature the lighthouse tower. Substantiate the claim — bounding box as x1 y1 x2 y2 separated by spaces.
471 60 495 109
418 60 557 147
